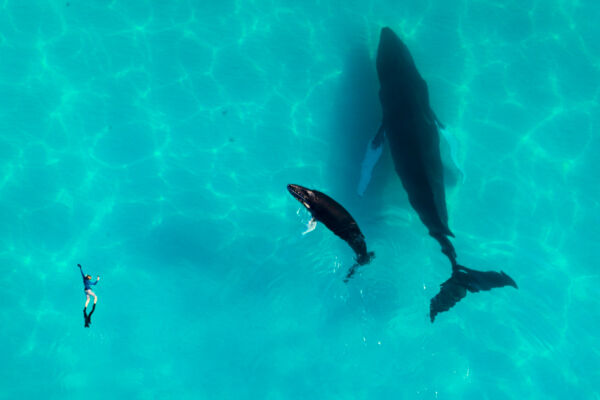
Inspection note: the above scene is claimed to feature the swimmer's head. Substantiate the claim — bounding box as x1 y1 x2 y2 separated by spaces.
86 275 92 280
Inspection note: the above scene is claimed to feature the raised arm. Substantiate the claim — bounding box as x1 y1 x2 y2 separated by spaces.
78 264 85 278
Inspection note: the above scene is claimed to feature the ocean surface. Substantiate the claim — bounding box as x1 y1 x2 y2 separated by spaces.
1 1 599 399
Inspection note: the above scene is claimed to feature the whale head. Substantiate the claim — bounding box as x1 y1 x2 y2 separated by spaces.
376 27 419 86
287 184 317 210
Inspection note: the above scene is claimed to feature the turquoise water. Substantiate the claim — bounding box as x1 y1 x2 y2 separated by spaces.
1 1 599 398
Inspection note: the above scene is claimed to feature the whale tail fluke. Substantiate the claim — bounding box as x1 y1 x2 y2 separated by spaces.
429 265 517 322
344 251 375 282
358 251 375 266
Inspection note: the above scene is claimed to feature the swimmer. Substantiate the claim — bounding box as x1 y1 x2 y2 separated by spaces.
77 264 100 327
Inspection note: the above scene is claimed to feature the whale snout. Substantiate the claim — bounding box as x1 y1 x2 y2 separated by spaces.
287 184 305 202
287 184 300 197
378 27 400 51
287 184 313 205
380 27 396 42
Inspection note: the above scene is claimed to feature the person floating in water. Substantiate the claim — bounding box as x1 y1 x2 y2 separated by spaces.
77 264 100 327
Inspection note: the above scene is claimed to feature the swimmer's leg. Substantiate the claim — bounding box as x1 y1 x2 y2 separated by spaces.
84 304 96 328
88 290 98 305
85 292 91 308
85 304 96 327
83 307 89 328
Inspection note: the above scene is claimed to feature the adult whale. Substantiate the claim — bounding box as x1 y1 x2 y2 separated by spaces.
372 27 517 322
287 184 374 281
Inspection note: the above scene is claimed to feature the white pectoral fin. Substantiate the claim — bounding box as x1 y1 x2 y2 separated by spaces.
357 125 385 196
302 218 317 235
438 124 465 185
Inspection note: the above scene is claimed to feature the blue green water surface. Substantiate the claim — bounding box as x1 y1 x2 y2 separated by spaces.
1 1 599 399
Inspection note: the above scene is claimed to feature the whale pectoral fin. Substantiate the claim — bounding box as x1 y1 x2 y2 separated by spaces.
429 266 517 322
371 124 386 148
438 125 465 186
417 79 441 128
302 218 317 235
357 124 386 196
430 107 445 130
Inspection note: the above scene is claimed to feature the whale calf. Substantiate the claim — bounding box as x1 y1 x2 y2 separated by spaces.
287 184 374 280
372 27 517 321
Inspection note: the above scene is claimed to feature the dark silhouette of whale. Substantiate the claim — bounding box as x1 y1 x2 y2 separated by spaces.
373 27 517 322
287 184 374 280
